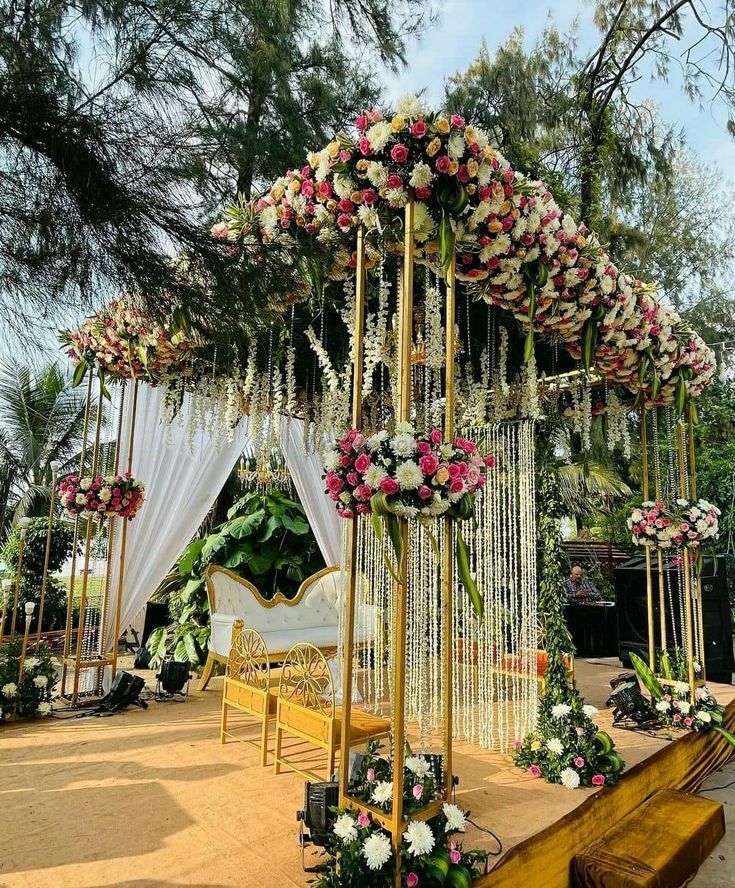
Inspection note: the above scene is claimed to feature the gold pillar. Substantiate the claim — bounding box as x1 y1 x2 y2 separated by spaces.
676 418 697 705
688 402 707 683
10 517 32 637
36 461 60 646
639 409 656 672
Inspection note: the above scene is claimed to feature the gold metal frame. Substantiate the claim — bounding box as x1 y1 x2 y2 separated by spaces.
220 620 276 767
338 199 456 884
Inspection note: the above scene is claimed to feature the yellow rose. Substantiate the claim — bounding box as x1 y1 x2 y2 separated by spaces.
435 118 450 134
499 200 512 216
447 160 459 176
466 183 476 195
464 125 477 144
487 219 503 233
355 159 369 173
272 184 285 200
435 466 450 484
326 199 337 211
391 115 406 132
531 740 541 752
327 141 340 158
467 159 479 178
578 236 586 247
350 191 363 204
426 137 442 157
289 180 301 193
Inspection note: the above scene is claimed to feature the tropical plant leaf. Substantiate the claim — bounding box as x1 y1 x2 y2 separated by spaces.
226 510 266 539
629 651 664 701
713 726 735 747
146 625 169 666
179 538 206 575
248 552 273 575
183 631 201 664
281 514 309 534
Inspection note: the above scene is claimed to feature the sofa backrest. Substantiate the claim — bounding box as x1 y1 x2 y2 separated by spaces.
206 565 343 633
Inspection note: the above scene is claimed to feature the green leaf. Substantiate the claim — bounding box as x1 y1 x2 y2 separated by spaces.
629 651 664 701
446 865 473 888
713 726 735 748
72 359 88 388
286 564 304 582
180 576 204 603
226 509 266 540
183 632 201 664
146 626 169 666
456 527 483 617
179 538 206 575
259 514 280 542
248 552 273 575
201 531 227 560
281 514 310 535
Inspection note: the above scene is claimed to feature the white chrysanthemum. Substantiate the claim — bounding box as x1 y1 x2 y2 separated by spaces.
371 780 393 806
395 421 415 434
447 132 465 160
390 433 416 457
395 460 423 490
546 737 564 755
551 703 571 719
367 121 393 152
395 95 426 118
696 710 712 723
33 675 48 688
37 701 52 716
428 496 450 517
582 704 599 718
362 832 392 870
333 813 358 843
357 204 380 230
412 202 435 242
364 465 388 489
75 494 87 506
442 803 467 833
99 488 112 503
560 768 581 790
2 682 17 697
24 658 38 671
655 699 671 712
323 449 340 470
367 430 388 451
393 503 419 519
405 756 431 779
79 477 92 491
674 681 690 696
366 161 388 188
409 161 433 189
403 820 435 857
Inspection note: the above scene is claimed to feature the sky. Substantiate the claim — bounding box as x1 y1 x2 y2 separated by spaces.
381 0 735 171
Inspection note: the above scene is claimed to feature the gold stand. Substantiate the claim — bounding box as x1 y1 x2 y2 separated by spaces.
338 198 456 885
639 410 656 673
676 415 698 706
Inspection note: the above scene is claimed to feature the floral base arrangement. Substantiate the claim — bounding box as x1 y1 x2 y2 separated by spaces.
59 472 145 520
316 801 487 888
351 741 441 817
631 651 735 746
323 424 493 614
513 693 625 789
0 639 56 721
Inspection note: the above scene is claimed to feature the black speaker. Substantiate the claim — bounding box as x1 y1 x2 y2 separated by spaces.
100 671 147 711
615 555 734 683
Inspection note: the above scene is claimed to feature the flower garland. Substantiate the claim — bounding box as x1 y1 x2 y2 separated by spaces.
62 297 201 386
323 423 493 614
217 96 715 407
316 801 487 888
58 473 145 520
627 498 720 550
513 697 624 789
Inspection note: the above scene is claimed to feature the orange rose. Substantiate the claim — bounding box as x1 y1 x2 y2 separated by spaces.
435 118 450 134
426 137 442 157
434 466 450 484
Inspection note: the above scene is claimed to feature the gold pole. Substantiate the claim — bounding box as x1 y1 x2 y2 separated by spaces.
687 402 706 682
61 372 94 698
10 518 31 637
338 227 367 806
36 461 60 647
18 602 35 682
390 194 415 888
442 254 456 798
676 419 697 705
0 579 12 643
71 379 105 704
640 410 656 672
651 412 667 652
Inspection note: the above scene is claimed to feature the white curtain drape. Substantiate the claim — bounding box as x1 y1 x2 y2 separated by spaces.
104 388 341 649
105 383 249 650
281 418 342 567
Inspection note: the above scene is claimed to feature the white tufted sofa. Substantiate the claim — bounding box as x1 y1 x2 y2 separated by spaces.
201 565 373 689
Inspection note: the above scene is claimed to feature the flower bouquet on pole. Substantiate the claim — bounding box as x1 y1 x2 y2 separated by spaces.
323 423 494 616
627 497 720 572
58 473 145 521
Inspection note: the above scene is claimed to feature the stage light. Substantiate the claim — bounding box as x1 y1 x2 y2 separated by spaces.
100 671 147 712
157 660 191 696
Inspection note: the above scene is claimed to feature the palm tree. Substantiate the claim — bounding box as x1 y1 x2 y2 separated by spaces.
0 362 88 536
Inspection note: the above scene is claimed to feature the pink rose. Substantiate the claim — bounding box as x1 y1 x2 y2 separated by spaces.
412 784 423 800
591 774 605 787
339 508 354 519
484 454 496 467
514 740 522 749
317 181 332 198
673 713 682 723
337 198 354 213
356 503 371 514
407 875 420 888
447 463 461 479
300 179 314 198
429 428 443 444
529 764 541 778
210 221 229 240
450 479 464 494
435 155 450 173
390 144 409 163
418 485 432 501
352 432 365 448
574 757 585 768
415 186 432 199
576 727 585 736
416 440 431 455
355 484 372 501
346 472 359 487
457 164 470 183
366 768 375 782
418 454 439 475
354 453 371 473
357 812 370 828
325 473 343 494
379 477 399 496
450 114 465 128
362 188 378 204
358 136 372 156
449 847 462 865
386 173 403 189
410 121 427 138
355 114 368 131
684 717 693 727
337 213 352 230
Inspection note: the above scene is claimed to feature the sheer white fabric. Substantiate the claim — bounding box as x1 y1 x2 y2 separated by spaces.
280 418 342 566
104 383 249 650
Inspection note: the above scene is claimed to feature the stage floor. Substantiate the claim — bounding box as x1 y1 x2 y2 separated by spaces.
1 660 733 888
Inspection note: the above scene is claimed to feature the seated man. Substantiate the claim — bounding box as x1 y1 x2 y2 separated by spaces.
566 564 602 604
